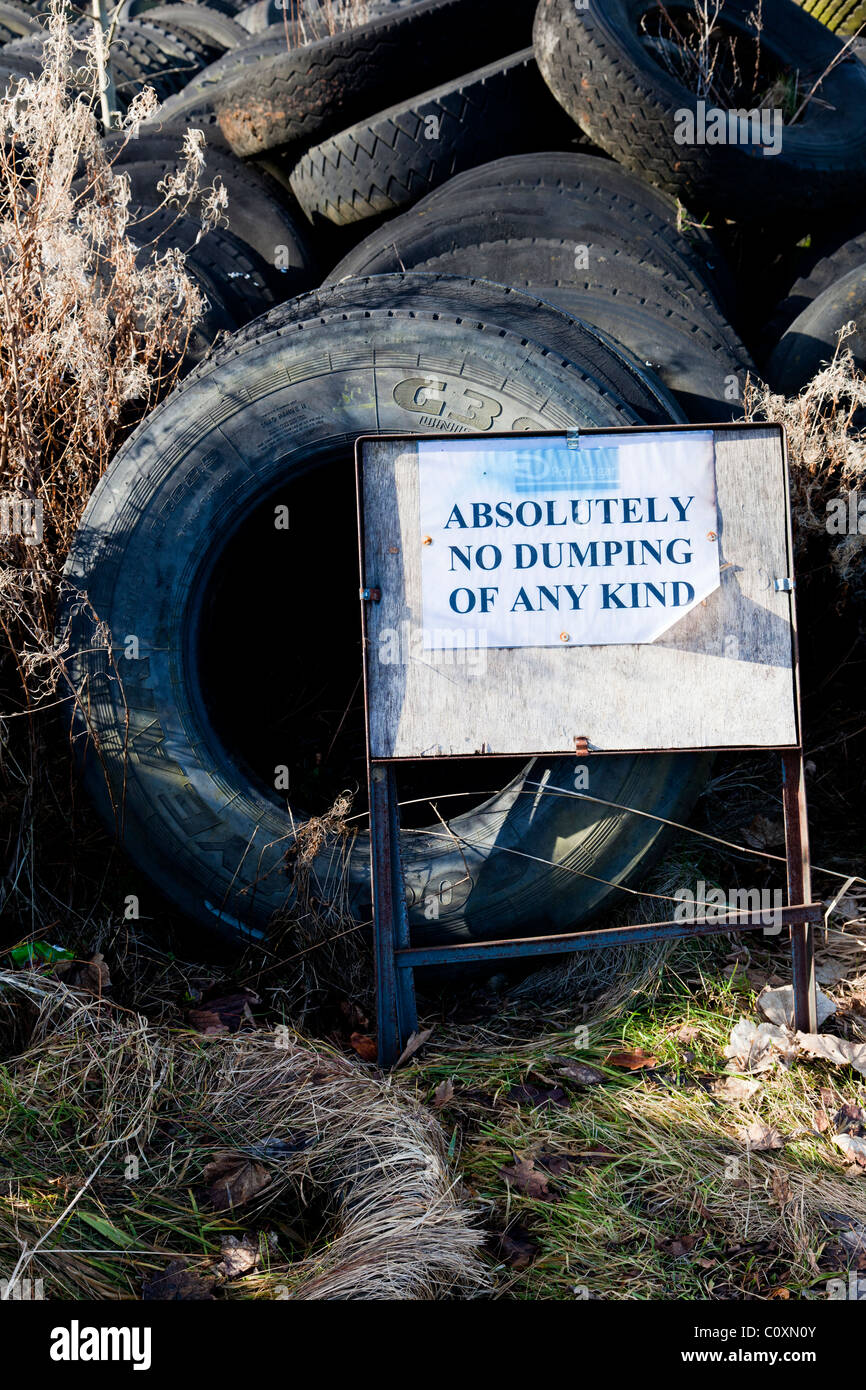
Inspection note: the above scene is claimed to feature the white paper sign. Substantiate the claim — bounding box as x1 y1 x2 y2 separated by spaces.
417 431 720 648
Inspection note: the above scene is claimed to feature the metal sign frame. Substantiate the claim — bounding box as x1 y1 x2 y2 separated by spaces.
355 425 820 1066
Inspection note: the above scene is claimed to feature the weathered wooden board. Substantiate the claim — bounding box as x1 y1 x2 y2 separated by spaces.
360 425 799 756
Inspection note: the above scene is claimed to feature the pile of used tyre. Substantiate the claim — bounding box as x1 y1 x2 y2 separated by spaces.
11 0 862 947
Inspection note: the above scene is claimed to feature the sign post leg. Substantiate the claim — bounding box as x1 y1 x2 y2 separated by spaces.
782 750 817 1034
369 762 418 1067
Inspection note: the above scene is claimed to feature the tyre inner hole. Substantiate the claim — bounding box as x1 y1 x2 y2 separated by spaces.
639 5 796 116
196 456 526 830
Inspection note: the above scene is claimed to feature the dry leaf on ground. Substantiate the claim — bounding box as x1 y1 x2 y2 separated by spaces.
349 1032 378 1062
711 1075 762 1102
499 1157 556 1201
758 984 836 1029
142 1259 215 1301
395 1027 434 1068
54 953 111 996
203 1151 272 1210
557 1062 606 1086
215 1235 260 1280
796 1033 866 1077
508 1081 570 1109
740 815 785 849
834 1134 866 1168
604 1048 658 1071
188 989 259 1034
724 1017 799 1073
739 1121 785 1152
433 1078 455 1108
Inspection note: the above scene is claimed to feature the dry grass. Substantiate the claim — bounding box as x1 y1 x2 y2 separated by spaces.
0 0 225 937
745 336 866 599
278 0 372 48
398 919 866 1299
0 971 485 1301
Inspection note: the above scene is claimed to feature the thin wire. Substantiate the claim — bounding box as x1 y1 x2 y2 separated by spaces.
342 782 863 887
400 827 704 907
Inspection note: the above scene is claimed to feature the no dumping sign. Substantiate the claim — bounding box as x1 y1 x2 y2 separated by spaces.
358 425 798 756
417 432 720 647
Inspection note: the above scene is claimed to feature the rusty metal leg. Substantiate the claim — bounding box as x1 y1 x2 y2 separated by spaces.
781 750 817 1033
369 762 416 1067
388 771 418 1050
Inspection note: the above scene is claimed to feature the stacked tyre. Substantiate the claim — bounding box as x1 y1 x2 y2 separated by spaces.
327 152 752 423
765 227 866 392
62 273 711 947
57 0 866 951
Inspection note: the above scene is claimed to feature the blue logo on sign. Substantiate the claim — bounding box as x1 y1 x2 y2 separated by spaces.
512 446 620 494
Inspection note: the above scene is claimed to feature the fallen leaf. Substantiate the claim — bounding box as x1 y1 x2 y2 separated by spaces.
796 1033 866 1077
557 1062 606 1086
349 1032 378 1062
723 1017 798 1073
739 1121 785 1152
433 1078 455 1108
710 1075 762 1102
757 985 835 1029
490 1225 539 1270
832 1101 866 1135
604 1048 658 1071
833 1134 866 1167
816 959 851 986
499 1157 555 1201
745 968 772 992
339 999 370 1032
508 1082 570 1109
770 1171 793 1207
188 989 259 1034
142 1259 215 1301
675 1025 701 1045
740 815 785 849
819 1208 865 1234
394 1027 434 1068
216 1235 259 1280
54 952 111 996
658 1233 698 1257
203 1151 271 1210
839 1224 866 1258
814 1109 830 1133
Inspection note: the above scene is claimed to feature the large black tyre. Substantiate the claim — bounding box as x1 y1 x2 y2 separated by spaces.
0 1 39 42
330 156 732 318
205 271 686 424
211 0 538 157
327 172 753 416
62 288 708 946
104 134 316 284
3 17 209 103
110 20 208 104
376 243 751 420
533 0 866 222
288 50 578 226
123 204 278 360
766 261 866 392
419 151 733 314
763 226 866 344
117 2 248 51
